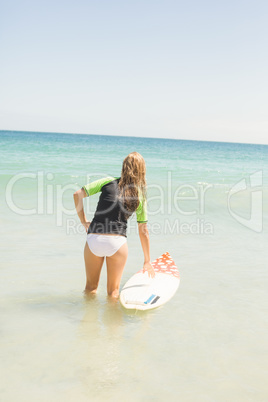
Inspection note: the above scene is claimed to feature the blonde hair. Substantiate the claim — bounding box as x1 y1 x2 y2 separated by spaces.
118 152 147 214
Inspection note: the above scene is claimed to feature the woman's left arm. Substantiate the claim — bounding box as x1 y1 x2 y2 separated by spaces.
73 188 91 232
138 223 155 278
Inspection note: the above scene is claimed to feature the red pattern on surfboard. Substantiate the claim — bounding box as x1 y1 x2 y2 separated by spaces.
139 252 180 278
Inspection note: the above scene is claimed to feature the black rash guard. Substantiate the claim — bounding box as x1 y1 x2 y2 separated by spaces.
82 176 148 237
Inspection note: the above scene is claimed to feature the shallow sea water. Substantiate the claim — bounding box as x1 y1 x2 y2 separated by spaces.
0 131 267 401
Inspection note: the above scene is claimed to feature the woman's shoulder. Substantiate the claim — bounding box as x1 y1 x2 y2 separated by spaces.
82 176 118 196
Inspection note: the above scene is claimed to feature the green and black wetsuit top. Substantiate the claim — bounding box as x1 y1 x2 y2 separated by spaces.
82 176 147 237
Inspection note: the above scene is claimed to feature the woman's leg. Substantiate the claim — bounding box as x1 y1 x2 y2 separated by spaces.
84 241 104 293
106 242 128 298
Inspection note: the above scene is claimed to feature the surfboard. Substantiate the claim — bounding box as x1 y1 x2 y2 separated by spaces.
120 252 180 311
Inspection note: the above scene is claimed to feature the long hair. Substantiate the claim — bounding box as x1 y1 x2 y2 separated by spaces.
118 152 147 214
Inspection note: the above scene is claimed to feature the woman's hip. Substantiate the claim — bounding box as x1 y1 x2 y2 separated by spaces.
86 233 127 257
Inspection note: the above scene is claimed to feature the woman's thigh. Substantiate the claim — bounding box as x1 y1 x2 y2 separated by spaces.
84 241 104 291
106 242 128 297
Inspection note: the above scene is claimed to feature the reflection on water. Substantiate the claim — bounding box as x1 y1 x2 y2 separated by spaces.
0 289 156 402
77 292 155 399
0 255 267 402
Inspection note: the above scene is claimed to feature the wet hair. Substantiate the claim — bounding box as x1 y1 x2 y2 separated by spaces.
118 152 147 214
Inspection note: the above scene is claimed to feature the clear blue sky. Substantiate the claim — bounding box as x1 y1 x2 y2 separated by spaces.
0 0 267 144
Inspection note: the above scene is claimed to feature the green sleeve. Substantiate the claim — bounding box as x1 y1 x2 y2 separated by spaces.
82 176 117 196
136 196 148 223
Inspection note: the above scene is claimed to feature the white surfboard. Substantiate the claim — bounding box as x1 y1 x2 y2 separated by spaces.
120 252 180 311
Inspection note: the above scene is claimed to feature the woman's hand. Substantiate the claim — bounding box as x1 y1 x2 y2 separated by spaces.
143 261 155 278
82 221 91 233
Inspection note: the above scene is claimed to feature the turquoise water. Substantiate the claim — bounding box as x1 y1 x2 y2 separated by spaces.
0 130 267 401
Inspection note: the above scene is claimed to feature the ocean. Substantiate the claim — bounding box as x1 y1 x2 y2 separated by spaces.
0 130 267 401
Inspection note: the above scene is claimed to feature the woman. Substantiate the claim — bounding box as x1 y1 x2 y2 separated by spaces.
73 152 155 298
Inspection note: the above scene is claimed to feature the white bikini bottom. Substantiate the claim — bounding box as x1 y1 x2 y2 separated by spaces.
86 233 127 257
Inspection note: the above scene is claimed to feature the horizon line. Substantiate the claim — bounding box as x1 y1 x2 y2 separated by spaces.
0 128 267 147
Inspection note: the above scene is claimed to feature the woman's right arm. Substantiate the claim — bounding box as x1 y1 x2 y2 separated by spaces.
73 188 91 232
